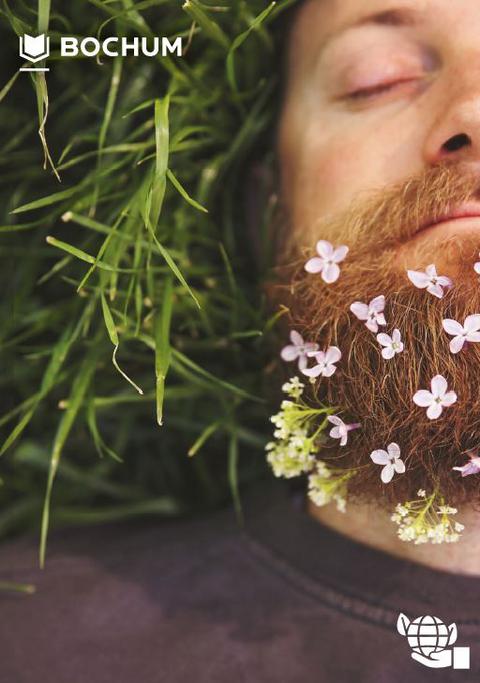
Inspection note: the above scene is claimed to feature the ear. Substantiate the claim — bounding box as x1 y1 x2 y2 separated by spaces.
448 623 458 645
396 613 410 636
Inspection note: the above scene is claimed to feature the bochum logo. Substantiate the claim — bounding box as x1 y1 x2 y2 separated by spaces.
19 32 182 72
19 34 50 72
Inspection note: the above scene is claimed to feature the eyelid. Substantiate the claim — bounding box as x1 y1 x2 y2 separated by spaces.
343 77 420 101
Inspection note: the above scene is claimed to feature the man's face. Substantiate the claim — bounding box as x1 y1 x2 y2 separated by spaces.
279 0 480 259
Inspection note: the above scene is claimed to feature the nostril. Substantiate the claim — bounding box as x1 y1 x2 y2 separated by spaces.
442 133 471 152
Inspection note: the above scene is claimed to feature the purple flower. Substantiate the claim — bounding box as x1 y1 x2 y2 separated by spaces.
377 328 404 359
327 415 361 446
452 450 480 477
370 442 405 483
413 374 457 420
407 264 452 299
350 295 387 333
442 315 480 354
280 331 319 370
305 240 349 284
301 345 342 378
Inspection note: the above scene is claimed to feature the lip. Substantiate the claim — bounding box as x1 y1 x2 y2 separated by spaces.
417 201 480 235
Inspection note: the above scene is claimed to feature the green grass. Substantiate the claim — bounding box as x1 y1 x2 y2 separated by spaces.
0 0 297 574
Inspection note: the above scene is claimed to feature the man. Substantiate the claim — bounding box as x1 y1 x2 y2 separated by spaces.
3 1 480 681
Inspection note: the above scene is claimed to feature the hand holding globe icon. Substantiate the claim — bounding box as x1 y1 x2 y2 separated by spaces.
397 613 470 669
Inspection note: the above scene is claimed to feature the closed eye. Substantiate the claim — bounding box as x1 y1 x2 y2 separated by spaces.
344 78 418 101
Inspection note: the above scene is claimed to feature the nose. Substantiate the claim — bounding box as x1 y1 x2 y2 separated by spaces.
423 70 480 167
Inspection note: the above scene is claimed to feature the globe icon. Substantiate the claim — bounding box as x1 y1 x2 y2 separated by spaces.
405 615 451 657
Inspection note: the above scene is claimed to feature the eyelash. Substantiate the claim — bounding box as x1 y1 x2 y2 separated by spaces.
345 81 401 100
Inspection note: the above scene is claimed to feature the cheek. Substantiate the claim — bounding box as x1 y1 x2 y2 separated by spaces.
287 116 421 242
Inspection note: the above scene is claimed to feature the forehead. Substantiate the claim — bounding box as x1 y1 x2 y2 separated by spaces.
289 0 428 59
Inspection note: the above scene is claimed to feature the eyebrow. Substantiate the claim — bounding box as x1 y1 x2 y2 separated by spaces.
320 5 424 54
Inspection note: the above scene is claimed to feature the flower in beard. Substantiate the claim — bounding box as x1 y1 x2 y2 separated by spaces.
452 450 480 477
407 264 452 298
327 415 361 446
305 240 349 284
280 330 319 370
413 374 457 419
301 346 341 378
442 315 480 353
376 328 404 359
350 295 387 333
370 442 405 483
474 253 480 275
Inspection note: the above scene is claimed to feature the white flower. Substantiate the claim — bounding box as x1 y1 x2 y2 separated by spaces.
280 331 319 370
407 264 452 298
370 442 405 483
305 240 349 284
327 415 361 446
442 315 480 354
417 489 426 498
376 328 404 359
350 295 387 333
301 346 342 378
413 374 457 420
474 253 480 275
281 377 305 399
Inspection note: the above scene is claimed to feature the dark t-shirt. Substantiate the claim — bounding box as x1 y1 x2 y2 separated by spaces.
2 476 480 682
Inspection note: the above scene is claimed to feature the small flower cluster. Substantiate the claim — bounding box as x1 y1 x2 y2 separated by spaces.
391 489 464 544
265 378 328 479
307 460 358 513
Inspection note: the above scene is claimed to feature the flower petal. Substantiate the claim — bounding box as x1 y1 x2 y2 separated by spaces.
425 264 437 278
464 314 480 332
427 283 445 298
301 364 323 378
340 433 348 447
280 345 298 362
436 276 452 287
442 319 464 336
370 295 385 312
413 390 433 407
332 245 349 263
322 262 340 283
298 355 308 370
325 346 342 364
381 464 394 484
366 319 379 333
329 426 341 439
382 347 395 360
394 459 406 474
327 415 343 427
474 262 480 274
322 364 337 377
427 402 443 420
466 332 480 343
376 313 387 326
442 390 457 406
376 333 392 347
431 374 448 397
290 330 303 346
392 329 401 343
450 335 465 354
387 442 401 459
350 302 369 320
407 270 430 288
305 257 324 274
304 342 319 354
370 449 390 465
316 240 334 258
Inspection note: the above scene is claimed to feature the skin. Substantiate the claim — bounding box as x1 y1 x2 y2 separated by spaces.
279 0 480 574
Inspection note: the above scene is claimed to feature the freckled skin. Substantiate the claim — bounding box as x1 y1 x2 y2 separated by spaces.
279 0 480 239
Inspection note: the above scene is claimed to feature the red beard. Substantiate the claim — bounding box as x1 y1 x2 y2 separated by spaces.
275 162 480 509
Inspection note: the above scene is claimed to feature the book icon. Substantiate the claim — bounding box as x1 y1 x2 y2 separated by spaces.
19 34 50 64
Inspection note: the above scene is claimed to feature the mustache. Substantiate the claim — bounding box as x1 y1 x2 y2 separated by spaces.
279 162 480 264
